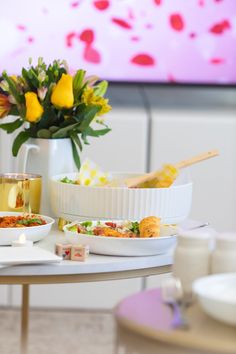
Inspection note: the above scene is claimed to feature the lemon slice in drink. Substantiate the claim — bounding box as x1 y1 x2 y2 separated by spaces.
8 185 24 210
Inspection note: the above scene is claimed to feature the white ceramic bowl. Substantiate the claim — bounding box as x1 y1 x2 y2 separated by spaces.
0 212 55 245
193 273 236 326
63 220 178 256
50 171 192 224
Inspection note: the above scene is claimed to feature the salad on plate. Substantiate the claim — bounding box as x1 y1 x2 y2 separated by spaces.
66 216 177 239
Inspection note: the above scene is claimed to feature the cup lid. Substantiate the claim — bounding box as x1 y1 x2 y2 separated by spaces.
178 229 213 247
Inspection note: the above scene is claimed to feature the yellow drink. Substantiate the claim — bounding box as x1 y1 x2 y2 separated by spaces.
0 174 42 214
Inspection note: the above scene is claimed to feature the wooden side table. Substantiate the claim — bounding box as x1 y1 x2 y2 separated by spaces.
115 288 236 354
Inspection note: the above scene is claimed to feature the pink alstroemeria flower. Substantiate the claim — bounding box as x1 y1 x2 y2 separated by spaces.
83 75 99 87
0 94 11 118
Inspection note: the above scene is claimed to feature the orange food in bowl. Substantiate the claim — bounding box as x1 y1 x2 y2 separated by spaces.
0 215 46 228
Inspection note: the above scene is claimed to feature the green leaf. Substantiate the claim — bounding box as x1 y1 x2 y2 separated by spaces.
37 129 51 138
60 176 75 184
130 221 140 234
17 218 43 225
9 105 20 116
84 126 111 137
73 70 86 96
51 104 101 138
93 80 108 97
74 82 88 101
43 83 54 107
67 225 77 232
72 103 87 123
51 122 80 138
2 72 24 104
49 126 60 133
0 119 23 133
59 117 77 128
70 138 81 170
81 221 92 227
70 132 83 151
36 108 58 130
81 133 90 145
12 131 30 156
29 68 40 88
21 68 35 91
78 105 101 131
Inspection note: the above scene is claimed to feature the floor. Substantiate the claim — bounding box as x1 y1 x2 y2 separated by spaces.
0 306 226 354
0 308 116 354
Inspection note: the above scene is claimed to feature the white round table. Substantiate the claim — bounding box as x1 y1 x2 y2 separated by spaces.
0 227 173 354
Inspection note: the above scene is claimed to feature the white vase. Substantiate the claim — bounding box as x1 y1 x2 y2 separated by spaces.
16 138 77 216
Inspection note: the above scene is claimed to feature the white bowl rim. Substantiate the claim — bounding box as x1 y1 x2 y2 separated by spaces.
64 220 178 241
50 172 193 190
0 211 55 230
193 273 236 305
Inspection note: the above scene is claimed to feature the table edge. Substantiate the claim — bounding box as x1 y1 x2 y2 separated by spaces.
0 265 171 284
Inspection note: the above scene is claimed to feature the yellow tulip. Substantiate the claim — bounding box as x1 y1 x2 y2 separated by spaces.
25 92 44 122
51 73 74 109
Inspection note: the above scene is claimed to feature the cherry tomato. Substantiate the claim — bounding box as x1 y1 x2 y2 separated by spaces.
105 222 117 228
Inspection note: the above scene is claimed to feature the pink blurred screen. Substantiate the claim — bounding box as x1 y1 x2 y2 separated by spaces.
0 0 236 84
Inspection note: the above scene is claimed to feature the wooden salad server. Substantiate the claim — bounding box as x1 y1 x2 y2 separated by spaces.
125 149 219 188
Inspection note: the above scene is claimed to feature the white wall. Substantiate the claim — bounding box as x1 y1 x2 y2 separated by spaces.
144 86 236 231
80 85 149 173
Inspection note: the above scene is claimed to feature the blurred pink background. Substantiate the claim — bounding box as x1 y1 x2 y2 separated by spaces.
0 0 236 84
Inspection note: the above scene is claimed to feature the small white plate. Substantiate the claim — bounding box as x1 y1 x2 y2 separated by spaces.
0 246 61 265
64 221 178 256
0 212 54 245
193 273 236 326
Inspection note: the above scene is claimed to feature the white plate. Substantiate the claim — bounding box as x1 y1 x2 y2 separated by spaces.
0 212 54 245
193 273 236 326
0 247 61 265
64 221 178 256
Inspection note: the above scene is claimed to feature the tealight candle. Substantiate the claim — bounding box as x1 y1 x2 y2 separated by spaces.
12 233 33 247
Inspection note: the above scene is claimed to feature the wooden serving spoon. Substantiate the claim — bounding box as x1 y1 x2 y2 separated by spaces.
125 149 219 188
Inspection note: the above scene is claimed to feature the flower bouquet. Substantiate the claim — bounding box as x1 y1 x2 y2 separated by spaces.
0 58 111 170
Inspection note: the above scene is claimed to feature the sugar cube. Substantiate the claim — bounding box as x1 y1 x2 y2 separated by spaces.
71 244 89 261
55 243 72 260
